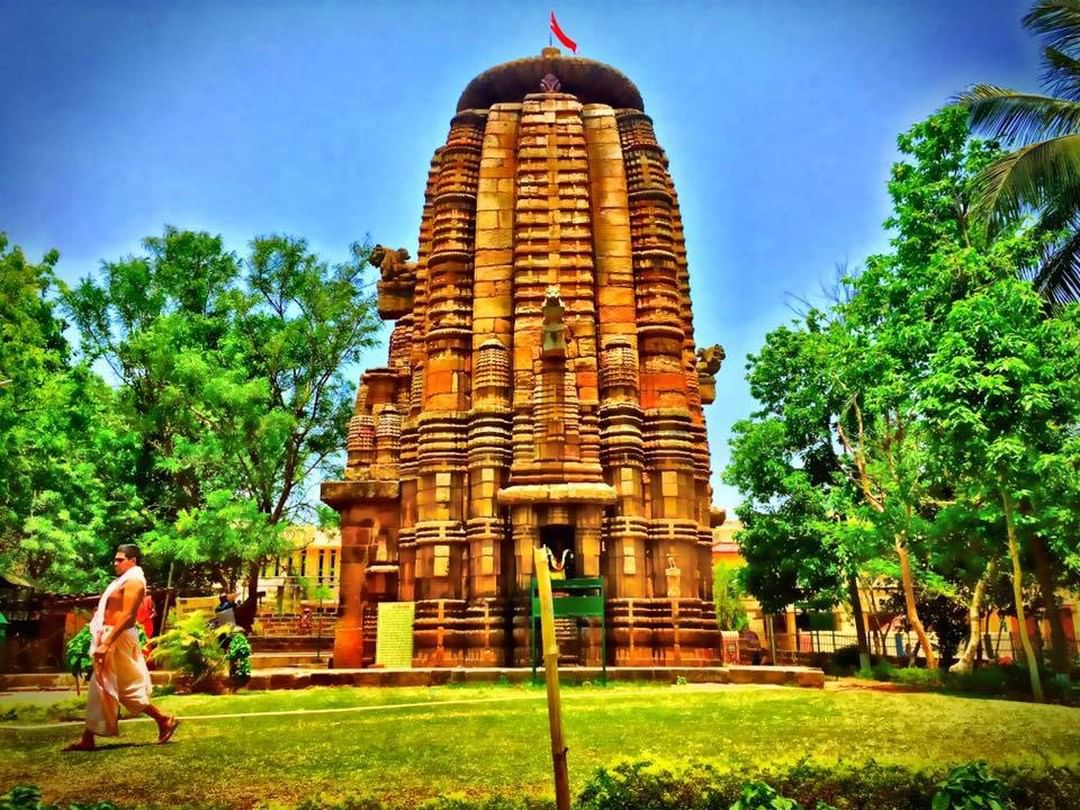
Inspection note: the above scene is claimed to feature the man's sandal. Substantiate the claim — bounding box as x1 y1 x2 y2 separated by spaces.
157 717 180 744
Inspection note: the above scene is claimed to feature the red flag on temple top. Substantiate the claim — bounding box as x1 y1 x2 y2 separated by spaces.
550 11 577 53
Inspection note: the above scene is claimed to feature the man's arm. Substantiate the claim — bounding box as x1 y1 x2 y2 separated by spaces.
96 581 145 656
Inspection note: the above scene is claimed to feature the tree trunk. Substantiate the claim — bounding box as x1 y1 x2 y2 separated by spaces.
950 558 996 674
861 577 887 655
768 616 777 665
1030 534 1069 673
1002 489 1044 702
246 559 261 608
896 539 937 670
847 573 871 670
908 638 921 668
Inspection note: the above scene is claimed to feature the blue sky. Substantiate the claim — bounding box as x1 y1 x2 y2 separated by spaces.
1 1 1038 510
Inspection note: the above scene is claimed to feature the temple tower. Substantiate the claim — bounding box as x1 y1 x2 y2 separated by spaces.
322 48 726 668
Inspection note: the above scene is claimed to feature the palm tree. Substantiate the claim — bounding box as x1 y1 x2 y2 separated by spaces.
955 0 1080 305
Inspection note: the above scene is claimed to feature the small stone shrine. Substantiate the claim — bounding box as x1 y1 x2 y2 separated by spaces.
322 48 726 668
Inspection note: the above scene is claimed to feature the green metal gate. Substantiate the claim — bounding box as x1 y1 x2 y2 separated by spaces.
530 576 606 684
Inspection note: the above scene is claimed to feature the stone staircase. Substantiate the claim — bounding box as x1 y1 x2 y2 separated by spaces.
555 617 582 666
255 613 335 636
248 651 329 669
249 612 335 669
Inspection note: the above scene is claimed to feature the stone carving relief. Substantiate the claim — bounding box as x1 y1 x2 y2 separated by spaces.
370 244 417 319
369 245 414 282
540 73 562 93
541 285 567 358
665 551 681 598
695 343 726 405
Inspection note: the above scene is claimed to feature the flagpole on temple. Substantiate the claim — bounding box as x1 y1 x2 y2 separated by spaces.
550 10 577 54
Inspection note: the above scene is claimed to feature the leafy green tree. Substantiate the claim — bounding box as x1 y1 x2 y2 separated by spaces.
724 306 886 669
0 234 143 591
723 321 847 615
712 563 749 632
824 107 1030 671
727 108 1077 682
883 588 969 665
64 228 383 599
956 0 1080 304
920 276 1080 700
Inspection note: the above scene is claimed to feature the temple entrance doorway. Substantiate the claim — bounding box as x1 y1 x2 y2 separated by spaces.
540 524 577 580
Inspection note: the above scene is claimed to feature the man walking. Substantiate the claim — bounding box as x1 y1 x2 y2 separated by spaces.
63 545 179 751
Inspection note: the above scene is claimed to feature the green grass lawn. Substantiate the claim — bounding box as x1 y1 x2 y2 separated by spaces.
2 683 1078 809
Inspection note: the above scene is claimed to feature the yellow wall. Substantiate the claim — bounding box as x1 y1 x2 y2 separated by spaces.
258 526 342 611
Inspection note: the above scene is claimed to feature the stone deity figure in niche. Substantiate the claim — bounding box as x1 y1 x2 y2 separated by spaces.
665 552 681 599
541 286 567 358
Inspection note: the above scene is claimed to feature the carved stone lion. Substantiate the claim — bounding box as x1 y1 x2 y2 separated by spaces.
696 344 726 376
696 344 725 405
368 244 412 282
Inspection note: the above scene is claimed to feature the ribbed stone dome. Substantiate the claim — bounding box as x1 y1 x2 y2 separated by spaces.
456 48 644 112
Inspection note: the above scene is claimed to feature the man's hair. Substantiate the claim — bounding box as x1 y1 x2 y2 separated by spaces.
116 544 140 563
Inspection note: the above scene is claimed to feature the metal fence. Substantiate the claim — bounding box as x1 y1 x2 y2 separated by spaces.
772 630 1077 667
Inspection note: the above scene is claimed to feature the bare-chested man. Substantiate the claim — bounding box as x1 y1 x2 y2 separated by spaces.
63 544 179 751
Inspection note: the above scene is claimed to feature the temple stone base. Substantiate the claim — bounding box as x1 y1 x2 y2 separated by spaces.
340 594 721 669
240 665 825 691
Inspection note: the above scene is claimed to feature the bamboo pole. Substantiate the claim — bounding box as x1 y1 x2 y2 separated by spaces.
533 547 571 810
159 561 176 634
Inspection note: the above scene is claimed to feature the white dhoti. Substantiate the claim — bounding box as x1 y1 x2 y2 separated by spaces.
85 625 152 737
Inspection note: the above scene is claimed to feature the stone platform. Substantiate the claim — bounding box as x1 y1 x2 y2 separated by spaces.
242 665 824 690
0 665 824 693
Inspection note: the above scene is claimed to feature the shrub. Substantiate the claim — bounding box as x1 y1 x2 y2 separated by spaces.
870 660 894 681
944 664 1078 702
892 667 943 688
293 797 388 810
931 763 1010 810
830 646 883 673
729 781 801 810
947 665 1007 695
148 610 244 691
417 796 553 810
225 630 253 685
1 784 118 810
576 758 740 810
289 798 553 810
574 758 1080 810
65 626 94 687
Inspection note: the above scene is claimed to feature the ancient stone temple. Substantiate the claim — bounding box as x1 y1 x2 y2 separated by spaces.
322 48 726 669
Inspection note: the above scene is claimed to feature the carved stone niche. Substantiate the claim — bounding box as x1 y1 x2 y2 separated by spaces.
541 286 567 359
695 344 726 405
370 244 417 320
